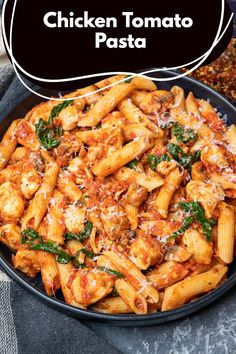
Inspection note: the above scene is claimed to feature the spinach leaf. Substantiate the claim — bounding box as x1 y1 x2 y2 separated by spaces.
31 241 72 264
147 154 170 171
49 100 74 125
126 159 139 169
179 202 216 241
172 123 197 143
167 143 184 161
74 248 97 268
167 143 201 171
97 266 124 278
167 216 194 242
35 118 61 150
21 228 43 245
179 150 201 171
64 222 93 242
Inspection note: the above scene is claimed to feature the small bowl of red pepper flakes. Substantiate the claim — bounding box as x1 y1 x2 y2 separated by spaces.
182 38 236 104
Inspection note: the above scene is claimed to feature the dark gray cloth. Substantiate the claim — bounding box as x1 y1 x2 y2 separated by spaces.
10 279 121 354
0 67 121 354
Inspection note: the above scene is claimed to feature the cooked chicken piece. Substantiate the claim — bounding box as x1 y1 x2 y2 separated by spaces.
71 269 114 306
12 249 41 277
59 105 81 131
64 205 86 234
130 235 162 270
182 229 213 264
186 180 224 218
0 181 25 220
0 224 21 252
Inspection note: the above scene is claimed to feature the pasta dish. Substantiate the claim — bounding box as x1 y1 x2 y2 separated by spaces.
0 75 235 315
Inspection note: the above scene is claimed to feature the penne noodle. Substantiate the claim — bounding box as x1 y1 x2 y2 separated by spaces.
66 239 85 264
95 75 126 89
104 251 159 304
185 92 200 116
92 137 154 177
130 76 157 91
57 263 85 308
125 204 138 230
146 261 189 289
40 252 60 296
88 227 102 254
162 264 227 311
0 120 20 170
21 152 60 230
217 202 235 264
97 255 148 314
57 174 82 202
78 83 135 127
45 190 65 244
171 86 186 111
91 296 133 314
115 279 148 314
225 124 236 154
154 167 183 218
118 98 145 124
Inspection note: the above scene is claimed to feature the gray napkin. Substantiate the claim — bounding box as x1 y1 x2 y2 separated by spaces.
0 66 121 354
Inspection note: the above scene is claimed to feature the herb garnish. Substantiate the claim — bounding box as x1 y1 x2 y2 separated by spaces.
35 118 62 150
179 202 216 241
167 216 194 242
172 123 197 144
64 221 93 242
31 241 72 264
74 248 97 268
49 100 73 125
21 228 43 244
147 154 170 171
167 143 201 171
97 266 124 278
126 159 139 169
21 228 72 264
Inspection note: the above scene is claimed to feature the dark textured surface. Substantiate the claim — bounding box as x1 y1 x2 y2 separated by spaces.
88 287 236 353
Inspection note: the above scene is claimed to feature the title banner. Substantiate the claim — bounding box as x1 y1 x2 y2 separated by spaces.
2 0 233 90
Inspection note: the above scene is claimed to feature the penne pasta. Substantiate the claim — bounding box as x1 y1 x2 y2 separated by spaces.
217 202 235 264
162 264 227 311
40 252 60 296
91 296 133 314
0 120 20 170
104 251 159 304
78 83 135 127
21 152 60 230
45 190 65 244
124 204 138 230
185 92 200 116
57 174 82 202
57 263 85 308
154 167 183 218
146 261 189 289
115 279 148 314
92 137 154 177
97 255 148 314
